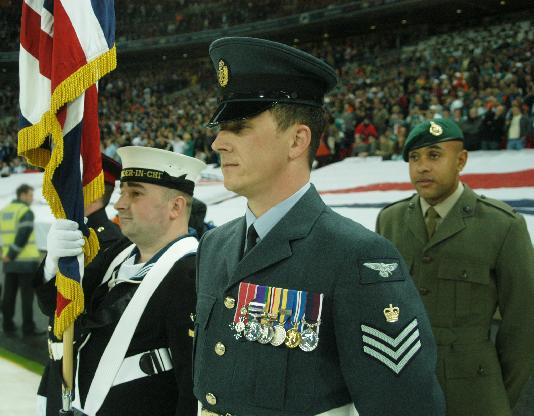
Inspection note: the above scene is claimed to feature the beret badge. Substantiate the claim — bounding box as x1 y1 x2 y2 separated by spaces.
429 121 443 136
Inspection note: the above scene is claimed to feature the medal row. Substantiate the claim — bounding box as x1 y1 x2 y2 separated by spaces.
229 282 324 352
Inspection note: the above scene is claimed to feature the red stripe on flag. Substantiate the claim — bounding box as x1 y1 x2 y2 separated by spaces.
55 291 72 318
20 1 42 61
57 106 67 129
51 0 87 91
320 169 534 194
39 28 53 79
81 85 102 187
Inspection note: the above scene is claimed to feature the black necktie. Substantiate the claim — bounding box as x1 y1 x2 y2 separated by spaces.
244 224 258 256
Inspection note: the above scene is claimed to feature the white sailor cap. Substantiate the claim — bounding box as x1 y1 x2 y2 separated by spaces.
116 146 206 196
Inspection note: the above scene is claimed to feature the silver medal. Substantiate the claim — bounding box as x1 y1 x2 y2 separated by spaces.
244 320 261 342
270 325 287 346
235 320 245 332
257 324 274 344
299 328 319 352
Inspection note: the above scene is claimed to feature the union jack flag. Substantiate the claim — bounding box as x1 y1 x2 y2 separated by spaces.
18 0 116 338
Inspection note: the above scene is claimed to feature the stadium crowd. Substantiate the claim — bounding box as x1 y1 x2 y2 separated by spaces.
1 8 533 175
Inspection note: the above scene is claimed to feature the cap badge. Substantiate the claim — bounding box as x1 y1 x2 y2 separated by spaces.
429 121 443 136
218 59 229 87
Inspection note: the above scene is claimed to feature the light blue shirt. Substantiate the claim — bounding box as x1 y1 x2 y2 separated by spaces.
245 182 311 248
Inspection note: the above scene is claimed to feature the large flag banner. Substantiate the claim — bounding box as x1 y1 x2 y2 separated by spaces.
18 0 116 338
195 150 534 244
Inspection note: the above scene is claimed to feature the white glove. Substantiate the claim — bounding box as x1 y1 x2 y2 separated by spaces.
43 219 85 281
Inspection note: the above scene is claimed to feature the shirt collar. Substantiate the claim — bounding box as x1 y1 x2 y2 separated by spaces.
420 182 464 219
245 182 310 241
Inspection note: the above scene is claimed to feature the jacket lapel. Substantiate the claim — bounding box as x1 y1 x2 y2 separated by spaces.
405 194 427 245
225 185 326 290
424 185 477 250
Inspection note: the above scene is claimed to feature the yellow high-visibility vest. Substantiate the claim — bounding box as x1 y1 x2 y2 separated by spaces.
0 201 39 262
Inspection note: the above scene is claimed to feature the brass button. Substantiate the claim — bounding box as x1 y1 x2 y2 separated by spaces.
224 296 236 309
48 325 52 332
422 256 432 263
214 342 226 356
419 287 430 296
205 392 217 405
477 365 486 376
97 226 105 232
461 270 468 279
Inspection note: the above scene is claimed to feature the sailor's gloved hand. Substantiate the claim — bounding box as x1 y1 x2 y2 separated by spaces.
44 219 85 281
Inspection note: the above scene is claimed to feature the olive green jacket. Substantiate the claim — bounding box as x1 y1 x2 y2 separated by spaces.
376 185 534 416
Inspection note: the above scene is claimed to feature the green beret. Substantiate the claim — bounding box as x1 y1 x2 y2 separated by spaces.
207 37 338 127
403 118 464 161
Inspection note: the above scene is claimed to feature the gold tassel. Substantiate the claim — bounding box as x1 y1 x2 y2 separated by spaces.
83 171 105 208
53 271 85 339
83 228 100 266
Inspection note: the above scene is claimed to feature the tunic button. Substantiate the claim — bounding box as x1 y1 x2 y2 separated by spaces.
477 365 486 376
422 256 432 263
206 392 217 405
214 342 226 356
97 226 105 232
224 296 236 309
461 270 468 279
419 287 430 296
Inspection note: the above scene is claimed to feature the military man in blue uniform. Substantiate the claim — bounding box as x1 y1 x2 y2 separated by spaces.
193 37 445 416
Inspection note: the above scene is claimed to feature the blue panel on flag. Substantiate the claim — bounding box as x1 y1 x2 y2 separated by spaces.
19 114 32 129
90 0 115 48
51 122 85 228
43 0 53 15
58 256 81 282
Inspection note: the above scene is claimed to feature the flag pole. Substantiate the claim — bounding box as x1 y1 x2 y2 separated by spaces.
60 324 74 415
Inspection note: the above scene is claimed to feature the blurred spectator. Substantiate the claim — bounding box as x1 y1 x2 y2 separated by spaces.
461 107 482 151
353 117 378 156
375 130 395 160
480 105 506 150
506 104 529 150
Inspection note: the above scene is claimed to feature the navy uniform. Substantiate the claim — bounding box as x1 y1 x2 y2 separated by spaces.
36 147 206 416
194 37 445 416
35 154 123 416
376 119 534 415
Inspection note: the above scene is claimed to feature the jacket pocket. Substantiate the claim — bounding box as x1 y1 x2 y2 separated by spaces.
443 345 509 415
437 260 492 319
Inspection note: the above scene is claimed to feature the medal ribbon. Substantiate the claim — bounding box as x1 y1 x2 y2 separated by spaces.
284 289 296 330
249 285 266 318
278 288 289 326
295 290 307 331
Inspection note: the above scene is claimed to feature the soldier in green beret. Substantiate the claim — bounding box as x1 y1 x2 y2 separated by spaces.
376 118 534 416
194 37 445 416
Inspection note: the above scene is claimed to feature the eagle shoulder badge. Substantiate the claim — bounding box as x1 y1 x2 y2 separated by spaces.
363 262 398 277
359 259 404 284
218 59 229 87
429 121 443 136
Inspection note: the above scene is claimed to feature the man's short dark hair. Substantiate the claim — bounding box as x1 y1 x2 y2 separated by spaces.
16 184 33 199
269 104 327 169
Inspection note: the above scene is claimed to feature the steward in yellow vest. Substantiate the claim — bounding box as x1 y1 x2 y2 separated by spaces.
1 184 42 335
